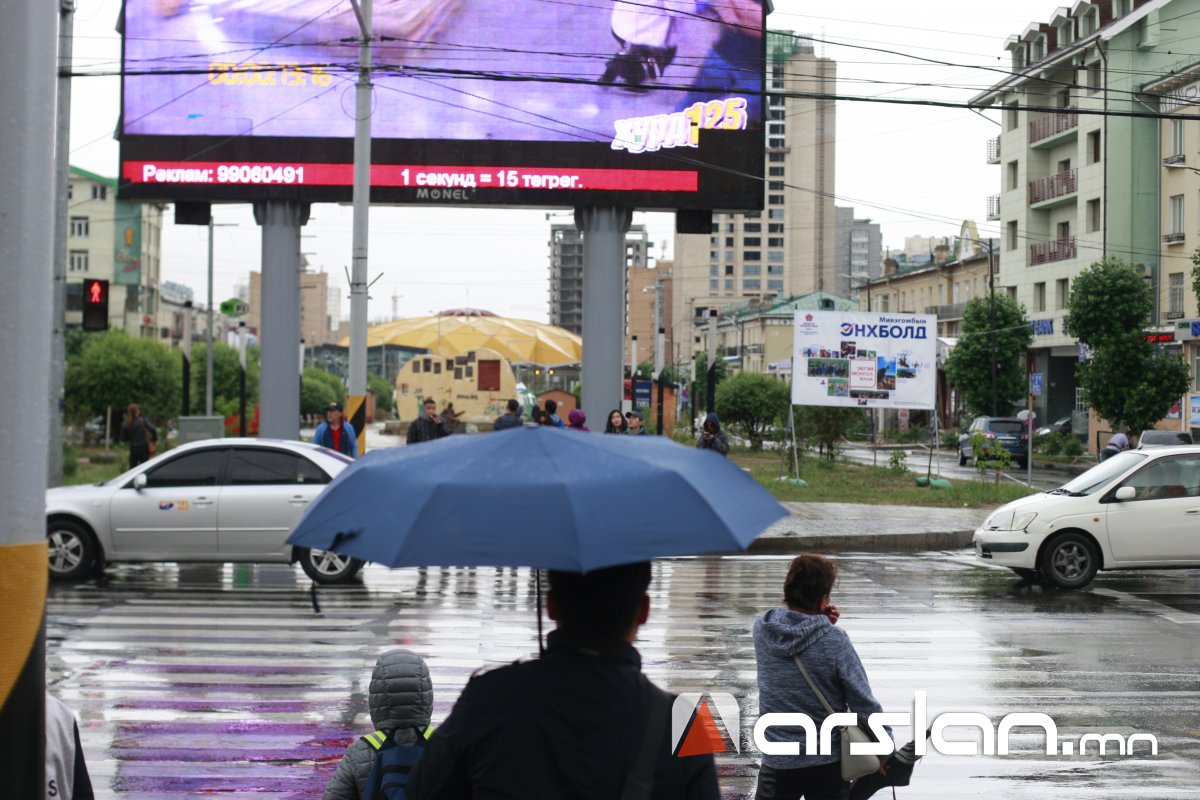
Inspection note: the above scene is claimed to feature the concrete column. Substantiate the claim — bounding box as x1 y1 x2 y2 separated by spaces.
575 207 632 425
254 201 309 440
0 0 55 790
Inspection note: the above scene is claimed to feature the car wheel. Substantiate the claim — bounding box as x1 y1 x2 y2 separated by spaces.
958 447 967 466
1038 533 1099 590
297 548 363 584
47 520 97 581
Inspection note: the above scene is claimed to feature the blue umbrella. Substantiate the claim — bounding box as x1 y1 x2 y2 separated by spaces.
288 425 787 571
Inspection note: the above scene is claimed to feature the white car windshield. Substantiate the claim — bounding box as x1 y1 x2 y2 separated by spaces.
1054 451 1147 496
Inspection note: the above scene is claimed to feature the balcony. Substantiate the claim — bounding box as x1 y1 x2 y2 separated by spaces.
930 303 968 321
1163 231 1186 244
1029 168 1078 207
987 194 1001 220
1029 109 1078 145
1030 235 1076 265
986 136 1001 164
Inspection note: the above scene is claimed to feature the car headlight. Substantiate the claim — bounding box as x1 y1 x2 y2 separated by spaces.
984 510 1013 530
1011 511 1038 531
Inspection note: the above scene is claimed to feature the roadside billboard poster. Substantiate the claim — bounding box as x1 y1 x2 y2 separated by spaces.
791 311 937 410
117 0 766 210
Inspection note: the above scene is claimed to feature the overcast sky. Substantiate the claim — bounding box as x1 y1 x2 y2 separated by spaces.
69 1 1064 323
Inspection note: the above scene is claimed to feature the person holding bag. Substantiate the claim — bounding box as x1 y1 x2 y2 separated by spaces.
753 554 889 800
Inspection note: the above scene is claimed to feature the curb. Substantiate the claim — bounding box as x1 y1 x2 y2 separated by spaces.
747 530 974 554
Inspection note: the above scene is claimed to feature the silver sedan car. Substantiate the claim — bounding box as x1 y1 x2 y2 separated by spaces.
46 438 362 584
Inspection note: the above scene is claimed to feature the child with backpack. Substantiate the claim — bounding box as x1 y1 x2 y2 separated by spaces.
323 649 434 800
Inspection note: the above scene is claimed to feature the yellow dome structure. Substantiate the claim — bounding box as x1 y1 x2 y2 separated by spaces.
347 309 582 366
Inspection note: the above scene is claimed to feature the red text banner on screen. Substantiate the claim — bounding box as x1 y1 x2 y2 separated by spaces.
122 162 698 192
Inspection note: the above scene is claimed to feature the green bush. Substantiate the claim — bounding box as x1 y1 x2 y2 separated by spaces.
887 449 908 474
1062 436 1084 458
1040 431 1064 456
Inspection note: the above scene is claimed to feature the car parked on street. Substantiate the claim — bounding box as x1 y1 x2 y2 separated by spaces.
1136 429 1193 448
973 445 1200 588
46 439 363 583
1035 415 1073 437
958 416 1029 469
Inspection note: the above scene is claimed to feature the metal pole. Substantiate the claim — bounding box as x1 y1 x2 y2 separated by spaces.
655 325 665 436
576 207 632 423
206 219 215 416
48 0 74 486
989 241 997 417
348 0 373 406
182 301 192 416
706 312 718 414
1 0 55 789
239 321 248 437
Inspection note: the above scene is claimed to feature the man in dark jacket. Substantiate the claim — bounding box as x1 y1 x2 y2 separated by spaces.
696 412 730 456
407 398 452 445
313 402 358 458
493 399 523 431
408 562 718 800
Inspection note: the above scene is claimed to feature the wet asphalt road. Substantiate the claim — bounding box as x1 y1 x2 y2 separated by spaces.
47 553 1200 799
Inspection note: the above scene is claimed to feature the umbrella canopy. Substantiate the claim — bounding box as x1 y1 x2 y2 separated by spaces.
288 426 787 571
349 311 582 366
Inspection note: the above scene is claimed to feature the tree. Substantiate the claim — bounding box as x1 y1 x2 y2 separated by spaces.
944 294 1032 416
301 367 345 416
1069 257 1190 433
189 342 260 419
795 406 866 460
65 330 180 428
714 372 790 450
367 372 394 416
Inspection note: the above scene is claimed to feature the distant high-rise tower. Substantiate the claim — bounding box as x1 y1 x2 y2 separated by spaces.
672 32 837 365
548 223 649 335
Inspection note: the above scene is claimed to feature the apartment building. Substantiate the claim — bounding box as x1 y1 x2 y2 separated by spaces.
249 261 336 346
834 207 882 301
547 223 649 336
627 260 673 372
672 31 837 370
65 166 165 338
970 0 1198 430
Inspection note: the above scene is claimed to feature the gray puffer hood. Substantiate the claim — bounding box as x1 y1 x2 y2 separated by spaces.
369 649 433 743
755 606 836 658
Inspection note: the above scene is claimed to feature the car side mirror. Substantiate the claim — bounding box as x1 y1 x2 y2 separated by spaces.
1114 486 1136 502
133 473 147 491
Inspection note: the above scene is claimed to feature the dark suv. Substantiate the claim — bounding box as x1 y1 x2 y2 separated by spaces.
958 416 1028 468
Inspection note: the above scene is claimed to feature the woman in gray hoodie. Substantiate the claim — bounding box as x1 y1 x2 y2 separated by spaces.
753 555 887 800
323 649 434 800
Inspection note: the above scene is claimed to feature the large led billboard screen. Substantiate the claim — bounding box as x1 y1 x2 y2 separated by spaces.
117 0 766 210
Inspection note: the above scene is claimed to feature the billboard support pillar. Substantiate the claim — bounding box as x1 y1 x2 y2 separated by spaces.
254 200 310 440
348 0 373 409
0 0 55 790
576 206 632 426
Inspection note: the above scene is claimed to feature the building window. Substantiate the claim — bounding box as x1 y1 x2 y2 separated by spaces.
744 237 761 247
768 209 785 219
768 123 785 136
1087 130 1101 164
744 279 761 291
767 279 784 292
1006 220 1018 250
91 184 107 200
726 222 735 232
1086 60 1100 92
1170 272 1184 315
69 217 89 237
725 251 735 262
1034 282 1046 312
710 279 719 292
1170 194 1185 235
743 251 761 261
1056 278 1069 309
68 250 88 272
710 264 719 276
768 223 784 233
67 183 73 200
768 237 784 247
66 282 82 311
724 279 734 293
1059 21 1073 46
769 109 784 121
744 264 761 276
768 138 785 149
768 167 784 176
768 195 784 205
1113 0 1129 17
1171 119 1185 157
725 236 735 246
768 264 784 275
768 152 785 163
1007 161 1019 191
744 223 761 233
1004 103 1018 131
710 250 718 262
1087 198 1101 232
725 264 734 276
767 251 785 262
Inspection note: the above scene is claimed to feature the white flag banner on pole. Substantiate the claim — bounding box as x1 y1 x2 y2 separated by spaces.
791 311 937 410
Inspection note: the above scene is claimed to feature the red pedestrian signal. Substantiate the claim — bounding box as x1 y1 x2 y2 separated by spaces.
82 278 109 331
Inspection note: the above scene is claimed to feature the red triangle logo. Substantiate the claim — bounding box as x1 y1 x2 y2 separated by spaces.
677 698 732 756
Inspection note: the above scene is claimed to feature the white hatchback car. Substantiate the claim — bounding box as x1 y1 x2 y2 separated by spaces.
973 445 1200 588
46 438 362 583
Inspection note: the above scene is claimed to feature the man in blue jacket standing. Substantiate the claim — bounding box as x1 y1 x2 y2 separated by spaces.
314 402 358 458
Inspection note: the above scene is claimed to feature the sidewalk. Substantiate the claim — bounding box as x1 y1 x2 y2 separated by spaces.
748 501 987 554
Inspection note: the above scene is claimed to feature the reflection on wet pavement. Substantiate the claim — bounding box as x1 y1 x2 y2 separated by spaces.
47 555 1200 798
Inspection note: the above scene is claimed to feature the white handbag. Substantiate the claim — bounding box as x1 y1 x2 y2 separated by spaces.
793 656 881 782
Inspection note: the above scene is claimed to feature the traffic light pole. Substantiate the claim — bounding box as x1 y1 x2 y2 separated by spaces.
49 0 74 487
1 0 56 793
348 0 372 449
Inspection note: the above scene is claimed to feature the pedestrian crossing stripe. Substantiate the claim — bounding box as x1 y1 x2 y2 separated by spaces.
346 394 367 455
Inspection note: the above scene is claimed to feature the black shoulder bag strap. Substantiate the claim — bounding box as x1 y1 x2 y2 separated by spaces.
620 686 672 800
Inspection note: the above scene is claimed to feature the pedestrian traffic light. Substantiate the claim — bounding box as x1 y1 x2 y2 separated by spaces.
82 278 109 331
